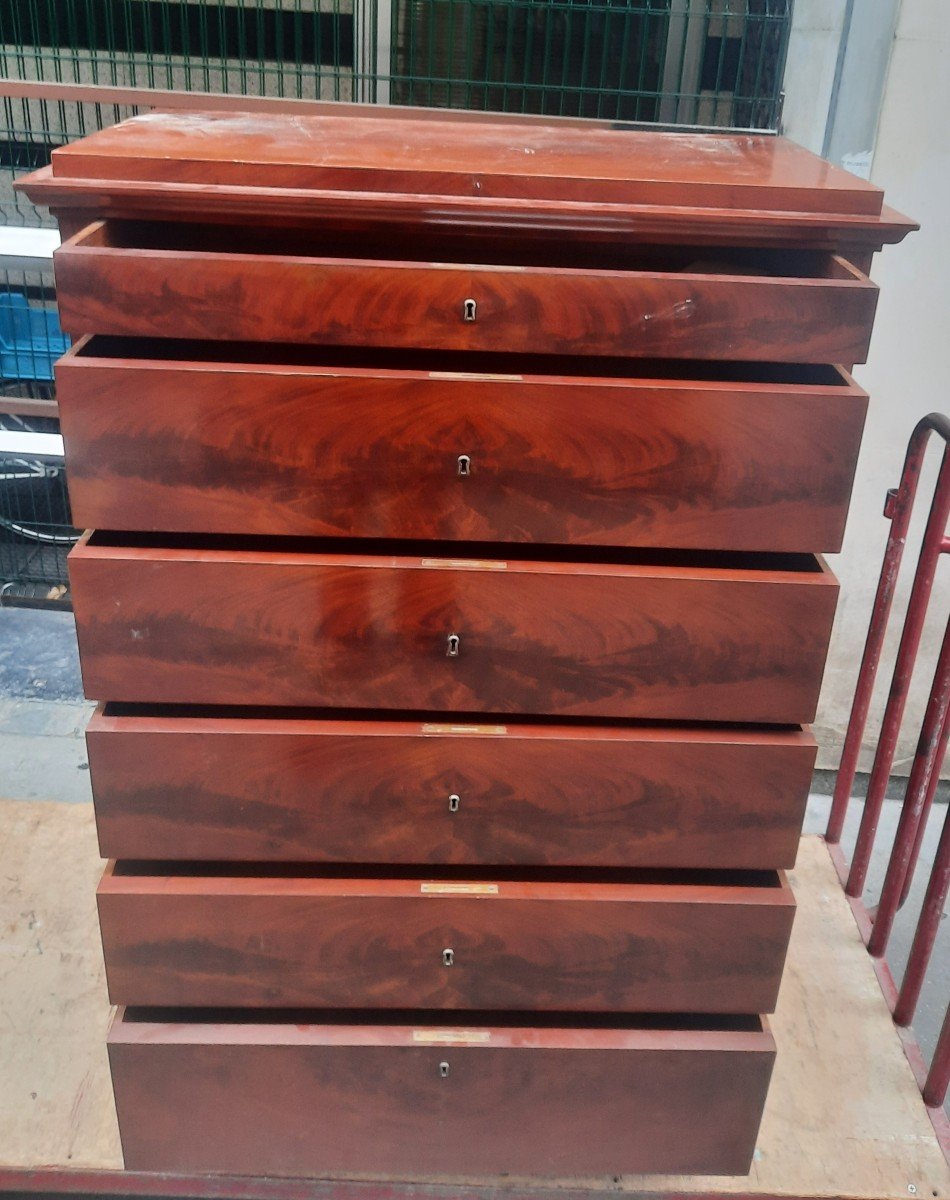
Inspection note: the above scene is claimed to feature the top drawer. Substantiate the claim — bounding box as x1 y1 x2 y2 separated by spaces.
53 220 879 364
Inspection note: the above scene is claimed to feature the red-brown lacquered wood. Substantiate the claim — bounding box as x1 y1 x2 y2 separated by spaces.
97 865 794 1012
22 170 919 257
52 221 879 363
69 538 839 723
87 707 815 868
107 1008 775 1176
16 108 919 251
48 111 883 214
56 342 867 553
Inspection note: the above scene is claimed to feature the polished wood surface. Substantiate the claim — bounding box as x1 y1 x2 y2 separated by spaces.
17 108 917 252
25 171 917 256
49 111 884 214
97 865 794 1012
57 343 867 552
108 1009 775 1176
87 709 815 868
53 222 878 363
19 105 914 1180
69 539 839 722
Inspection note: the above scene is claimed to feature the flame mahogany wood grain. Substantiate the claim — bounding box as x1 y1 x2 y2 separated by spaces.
86 708 816 868
52 222 879 363
15 107 914 1181
56 344 867 553
108 1009 775 1176
97 864 794 1013
69 540 839 723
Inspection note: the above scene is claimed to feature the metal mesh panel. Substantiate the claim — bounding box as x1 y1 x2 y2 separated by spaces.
0 1 356 100
388 0 789 126
0 1 790 126
0 415 76 594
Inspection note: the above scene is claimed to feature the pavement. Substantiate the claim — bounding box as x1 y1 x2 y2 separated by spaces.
0 604 947 1078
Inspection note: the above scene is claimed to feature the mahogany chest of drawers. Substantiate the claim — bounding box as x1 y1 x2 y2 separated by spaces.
19 107 914 1180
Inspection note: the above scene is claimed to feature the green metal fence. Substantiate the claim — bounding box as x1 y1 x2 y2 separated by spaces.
1 1 791 138
0 1 792 593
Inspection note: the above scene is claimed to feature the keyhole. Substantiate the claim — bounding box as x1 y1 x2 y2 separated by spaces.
446 633 460 657
442 948 455 967
448 793 461 813
457 454 472 477
439 1061 450 1078
462 298 477 322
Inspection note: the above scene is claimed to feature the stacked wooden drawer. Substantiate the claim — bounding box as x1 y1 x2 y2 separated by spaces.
19 108 913 1179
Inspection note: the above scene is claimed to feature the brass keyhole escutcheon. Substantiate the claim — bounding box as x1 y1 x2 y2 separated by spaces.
440 1061 450 1078
442 948 455 967
448 793 461 813
446 633 460 657
457 454 472 477
462 298 477 322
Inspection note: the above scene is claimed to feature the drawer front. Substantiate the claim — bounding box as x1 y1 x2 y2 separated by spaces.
98 868 794 1013
109 1012 775 1177
88 710 815 868
70 541 838 723
54 222 879 363
57 347 867 553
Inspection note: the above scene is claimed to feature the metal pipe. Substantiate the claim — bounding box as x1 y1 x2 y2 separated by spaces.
868 623 950 957
845 441 950 896
894 795 950 1027
826 413 950 846
898 703 950 910
924 998 950 1108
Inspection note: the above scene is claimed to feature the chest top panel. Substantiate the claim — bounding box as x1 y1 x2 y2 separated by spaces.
18 107 916 251
48 109 882 214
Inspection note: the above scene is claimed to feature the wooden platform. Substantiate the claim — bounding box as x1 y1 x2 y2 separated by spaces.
2 798 948 1198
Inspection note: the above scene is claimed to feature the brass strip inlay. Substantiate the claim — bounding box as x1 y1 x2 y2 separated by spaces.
412 1030 492 1044
420 558 507 570
420 723 507 735
428 371 523 382
421 882 499 895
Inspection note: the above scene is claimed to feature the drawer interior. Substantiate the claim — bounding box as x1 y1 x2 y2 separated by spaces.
108 860 787 889
81 529 828 577
70 334 855 387
75 219 856 279
116 1006 768 1036
96 700 809 733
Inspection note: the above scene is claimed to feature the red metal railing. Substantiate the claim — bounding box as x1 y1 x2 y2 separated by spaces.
826 411 950 1113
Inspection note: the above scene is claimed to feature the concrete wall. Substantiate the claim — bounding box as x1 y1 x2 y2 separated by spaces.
781 0 848 154
788 0 950 774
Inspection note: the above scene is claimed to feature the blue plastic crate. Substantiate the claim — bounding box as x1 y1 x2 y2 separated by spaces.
0 292 70 383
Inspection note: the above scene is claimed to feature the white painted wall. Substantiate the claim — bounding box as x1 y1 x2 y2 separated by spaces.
800 0 950 773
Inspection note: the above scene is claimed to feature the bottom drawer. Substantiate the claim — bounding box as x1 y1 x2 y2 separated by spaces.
109 1009 775 1177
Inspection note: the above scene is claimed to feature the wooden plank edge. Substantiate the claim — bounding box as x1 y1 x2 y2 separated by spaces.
0 1167 886 1200
13 168 918 252
825 839 950 1164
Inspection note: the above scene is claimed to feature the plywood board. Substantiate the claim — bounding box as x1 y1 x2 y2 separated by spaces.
0 800 947 1197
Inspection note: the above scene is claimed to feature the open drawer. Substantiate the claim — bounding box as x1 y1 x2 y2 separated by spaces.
97 863 794 1013
68 536 839 723
53 220 879 363
56 339 868 553
87 707 815 869
108 1008 775 1176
